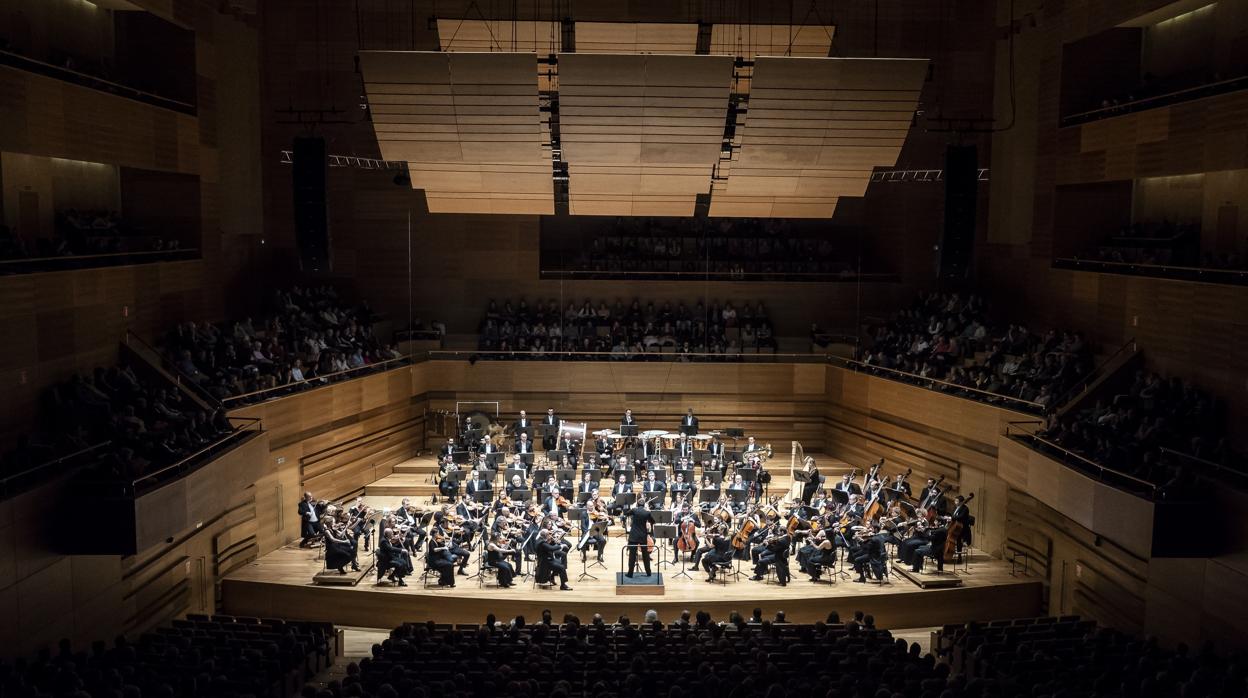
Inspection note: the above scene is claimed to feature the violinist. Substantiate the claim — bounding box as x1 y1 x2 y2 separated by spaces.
700 524 733 582
797 528 835 582
541 479 564 516
751 523 792 586
322 518 359 574
897 512 932 567
851 522 887 583
486 533 518 588
577 495 608 563
912 516 949 573
377 527 413 586
844 494 866 523
535 529 573 591
426 529 458 587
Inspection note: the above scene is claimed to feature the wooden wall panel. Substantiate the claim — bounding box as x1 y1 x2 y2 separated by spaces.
0 67 200 175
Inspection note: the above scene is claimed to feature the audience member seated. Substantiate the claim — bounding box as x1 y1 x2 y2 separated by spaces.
0 364 234 489
1066 68 1248 123
1035 369 1242 492
477 297 780 360
938 615 1244 696
0 210 188 264
857 291 1093 412
164 286 402 402
555 217 865 277
0 613 336 698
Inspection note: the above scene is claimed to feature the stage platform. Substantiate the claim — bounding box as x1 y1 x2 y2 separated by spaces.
221 537 1043 630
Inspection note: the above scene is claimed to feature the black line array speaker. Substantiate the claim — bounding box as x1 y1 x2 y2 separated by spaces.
292 136 331 272
939 144 978 280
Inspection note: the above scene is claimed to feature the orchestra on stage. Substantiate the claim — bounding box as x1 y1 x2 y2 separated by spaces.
297 407 974 590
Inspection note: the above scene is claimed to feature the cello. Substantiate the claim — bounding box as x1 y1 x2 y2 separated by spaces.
675 497 698 552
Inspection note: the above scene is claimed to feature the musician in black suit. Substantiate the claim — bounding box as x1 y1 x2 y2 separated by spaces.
835 473 862 496
595 433 614 464
950 495 973 551
466 466 492 495
625 503 654 577
578 472 598 495
641 470 665 508
298 492 324 547
708 437 725 460
609 475 633 515
377 527 413 585
700 528 733 582
440 438 457 459
680 408 698 432
676 435 693 459
742 436 762 454
541 408 559 450
515 431 534 455
752 526 791 586
536 529 572 590
920 479 946 512
913 524 949 573
514 410 532 435
577 504 607 562
621 409 637 428
425 532 457 587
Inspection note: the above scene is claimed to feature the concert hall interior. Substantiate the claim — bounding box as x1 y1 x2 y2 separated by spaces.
3 0 1248 696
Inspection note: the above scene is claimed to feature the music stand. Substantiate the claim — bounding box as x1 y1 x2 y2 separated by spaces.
533 470 554 488
698 489 719 506
672 466 695 483
576 491 594 505
485 452 505 467
471 489 492 504
509 488 532 505
704 470 724 487
693 449 709 462
452 449 471 464
556 468 577 484
642 491 666 509
828 489 850 507
652 522 677 574
614 492 636 510
545 450 561 464
503 468 526 484
679 425 698 436
619 424 639 437
726 450 742 463
518 453 535 467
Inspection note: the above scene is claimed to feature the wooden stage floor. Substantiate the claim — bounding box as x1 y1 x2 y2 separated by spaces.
221 537 1043 630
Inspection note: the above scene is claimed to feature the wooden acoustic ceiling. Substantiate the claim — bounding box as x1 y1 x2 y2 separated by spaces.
360 48 925 218
711 57 928 218
358 51 553 214
558 53 733 216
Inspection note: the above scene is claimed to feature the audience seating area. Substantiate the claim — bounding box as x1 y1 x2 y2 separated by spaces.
341 611 936 698
549 217 869 278
1035 369 1243 491
0 613 336 698
164 286 405 403
856 291 1093 413
1067 220 1246 275
477 297 780 359
0 363 234 494
937 615 1245 697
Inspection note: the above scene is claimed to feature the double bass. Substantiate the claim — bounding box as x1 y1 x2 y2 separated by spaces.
943 493 975 561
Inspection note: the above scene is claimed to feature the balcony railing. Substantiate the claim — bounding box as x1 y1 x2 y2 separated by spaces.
0 248 200 275
836 357 1050 415
538 268 901 283
1061 73 1248 127
125 417 262 494
0 441 112 500
0 49 197 115
1005 422 1159 499
219 354 418 407
1054 257 1248 286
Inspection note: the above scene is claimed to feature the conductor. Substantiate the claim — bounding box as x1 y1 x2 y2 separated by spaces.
625 501 654 578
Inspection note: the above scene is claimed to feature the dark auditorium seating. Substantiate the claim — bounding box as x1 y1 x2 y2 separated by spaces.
0 614 336 698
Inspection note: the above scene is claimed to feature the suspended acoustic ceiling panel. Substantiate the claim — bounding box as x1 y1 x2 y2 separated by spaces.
435 19 563 53
359 51 553 214
573 22 698 54
557 53 733 216
708 24 835 95
710 56 927 218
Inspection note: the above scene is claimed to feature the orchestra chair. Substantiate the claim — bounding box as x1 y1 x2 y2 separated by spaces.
419 563 441 588
478 562 500 588
708 560 734 585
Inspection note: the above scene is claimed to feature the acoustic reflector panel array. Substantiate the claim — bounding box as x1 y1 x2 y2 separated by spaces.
557 53 733 216
359 51 553 214
574 22 699 54
435 19 563 53
710 57 928 218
